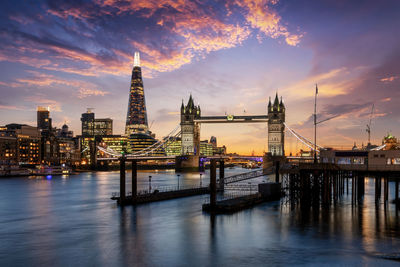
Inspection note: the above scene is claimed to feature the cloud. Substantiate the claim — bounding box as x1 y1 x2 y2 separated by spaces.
380 75 398 82
78 88 109 98
233 0 302 46
25 96 63 112
283 67 353 99
0 0 300 81
0 104 25 111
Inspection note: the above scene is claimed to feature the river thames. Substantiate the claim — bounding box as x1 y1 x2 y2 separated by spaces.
0 168 399 266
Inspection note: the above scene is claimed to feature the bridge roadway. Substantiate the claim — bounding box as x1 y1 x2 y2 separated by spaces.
195 115 268 123
97 155 263 161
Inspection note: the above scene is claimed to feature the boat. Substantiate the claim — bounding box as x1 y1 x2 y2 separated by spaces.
0 165 32 177
33 165 72 176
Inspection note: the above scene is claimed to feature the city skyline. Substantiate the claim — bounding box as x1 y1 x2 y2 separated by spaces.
1 1 400 154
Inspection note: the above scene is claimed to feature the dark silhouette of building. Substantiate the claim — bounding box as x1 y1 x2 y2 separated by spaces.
37 106 51 131
268 93 285 156
125 52 149 135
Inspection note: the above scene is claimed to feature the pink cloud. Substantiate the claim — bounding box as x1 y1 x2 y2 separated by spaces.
380 75 398 82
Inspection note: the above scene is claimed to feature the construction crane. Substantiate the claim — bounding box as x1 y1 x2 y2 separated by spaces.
366 104 374 145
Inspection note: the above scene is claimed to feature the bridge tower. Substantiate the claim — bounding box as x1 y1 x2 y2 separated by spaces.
268 93 285 156
180 94 201 155
176 95 201 172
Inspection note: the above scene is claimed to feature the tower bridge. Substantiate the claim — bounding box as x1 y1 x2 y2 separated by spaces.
177 93 285 170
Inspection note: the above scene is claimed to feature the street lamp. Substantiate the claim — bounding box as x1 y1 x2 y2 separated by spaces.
200 173 203 187
177 174 180 190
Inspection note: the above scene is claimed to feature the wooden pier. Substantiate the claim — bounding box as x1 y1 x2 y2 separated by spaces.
280 163 400 207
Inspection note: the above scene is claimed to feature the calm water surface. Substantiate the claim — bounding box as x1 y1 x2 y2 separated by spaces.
0 168 399 266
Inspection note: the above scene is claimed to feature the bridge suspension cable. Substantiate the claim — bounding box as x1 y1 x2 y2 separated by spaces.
129 130 181 157
96 124 181 158
128 124 180 156
283 122 325 152
370 144 386 151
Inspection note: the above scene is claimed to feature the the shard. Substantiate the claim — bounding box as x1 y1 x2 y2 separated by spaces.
125 52 149 135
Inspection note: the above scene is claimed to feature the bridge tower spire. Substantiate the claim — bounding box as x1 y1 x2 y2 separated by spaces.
268 93 285 156
181 95 201 155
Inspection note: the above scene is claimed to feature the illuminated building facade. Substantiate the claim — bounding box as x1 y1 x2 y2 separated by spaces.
268 93 285 156
0 130 17 165
81 109 113 137
165 138 182 156
58 137 80 165
100 135 130 155
200 140 213 156
81 109 95 136
94 118 112 136
1 124 41 165
129 133 164 156
165 138 226 156
125 52 148 136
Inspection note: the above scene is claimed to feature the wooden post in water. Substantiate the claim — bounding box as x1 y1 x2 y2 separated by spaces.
378 177 382 200
333 171 337 203
120 156 126 205
210 159 217 208
375 177 380 203
352 174 355 204
384 176 388 204
275 161 280 183
132 160 137 201
219 160 225 191
360 175 365 197
346 173 349 195
395 180 399 203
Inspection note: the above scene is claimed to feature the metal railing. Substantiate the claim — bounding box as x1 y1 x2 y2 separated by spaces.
222 169 264 184
203 191 259 204
112 185 206 198
225 184 259 191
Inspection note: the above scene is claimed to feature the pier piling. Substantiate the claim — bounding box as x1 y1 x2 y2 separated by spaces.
219 160 225 191
132 160 137 201
120 157 126 204
210 159 217 208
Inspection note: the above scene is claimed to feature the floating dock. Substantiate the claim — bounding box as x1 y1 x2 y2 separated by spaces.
112 187 209 205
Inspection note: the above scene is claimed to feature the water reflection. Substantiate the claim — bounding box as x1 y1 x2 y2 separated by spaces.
0 171 399 265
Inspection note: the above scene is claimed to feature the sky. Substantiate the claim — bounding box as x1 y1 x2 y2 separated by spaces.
0 0 400 155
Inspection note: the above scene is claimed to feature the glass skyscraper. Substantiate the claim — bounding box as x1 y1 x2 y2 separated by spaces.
125 52 148 135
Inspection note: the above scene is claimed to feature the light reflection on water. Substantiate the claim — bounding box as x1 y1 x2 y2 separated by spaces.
0 168 399 266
